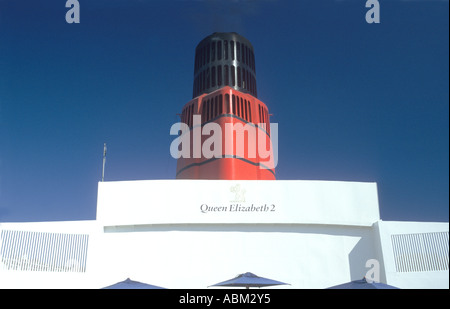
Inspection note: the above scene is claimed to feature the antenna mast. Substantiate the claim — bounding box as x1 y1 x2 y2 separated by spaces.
102 143 107 182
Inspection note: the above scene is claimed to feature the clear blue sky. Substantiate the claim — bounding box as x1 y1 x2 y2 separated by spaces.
0 0 448 223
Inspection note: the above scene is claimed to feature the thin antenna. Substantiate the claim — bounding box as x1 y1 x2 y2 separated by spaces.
102 143 107 182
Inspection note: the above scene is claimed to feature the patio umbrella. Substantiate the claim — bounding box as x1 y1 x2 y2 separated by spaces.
326 277 399 289
102 278 166 289
209 272 289 289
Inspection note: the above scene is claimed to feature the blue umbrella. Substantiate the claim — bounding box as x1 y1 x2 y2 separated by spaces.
209 272 289 289
327 277 399 289
102 278 166 289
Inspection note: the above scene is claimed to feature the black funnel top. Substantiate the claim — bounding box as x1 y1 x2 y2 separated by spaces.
193 32 257 98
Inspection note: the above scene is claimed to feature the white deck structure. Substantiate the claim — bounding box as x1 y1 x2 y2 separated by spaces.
0 180 448 289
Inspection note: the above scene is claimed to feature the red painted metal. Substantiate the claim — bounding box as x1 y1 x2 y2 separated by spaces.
176 87 275 180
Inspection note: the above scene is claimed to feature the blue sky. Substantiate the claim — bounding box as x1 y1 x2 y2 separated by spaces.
0 0 448 223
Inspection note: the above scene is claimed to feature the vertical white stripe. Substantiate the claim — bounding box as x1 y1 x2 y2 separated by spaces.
41 232 51 271
13 231 22 270
59 234 67 272
48 233 58 272
430 232 439 271
79 234 87 272
4 231 11 270
436 232 448 270
66 234 73 271
398 234 407 272
71 234 79 271
61 233 69 271
423 233 433 271
27 232 36 271
0 230 4 270
55 233 64 272
74 234 83 272
443 232 449 269
32 232 42 271
19 231 28 271
391 235 399 272
413 233 422 271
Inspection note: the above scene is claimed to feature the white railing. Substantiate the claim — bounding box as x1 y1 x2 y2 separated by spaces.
391 231 449 273
0 229 89 273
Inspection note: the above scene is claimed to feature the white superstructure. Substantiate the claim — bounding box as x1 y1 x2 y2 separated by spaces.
0 180 448 289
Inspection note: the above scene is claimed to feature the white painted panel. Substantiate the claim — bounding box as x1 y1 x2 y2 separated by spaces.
97 180 380 227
